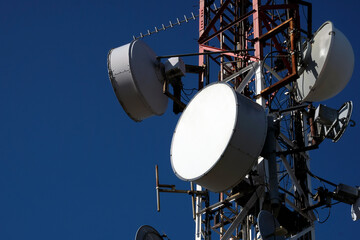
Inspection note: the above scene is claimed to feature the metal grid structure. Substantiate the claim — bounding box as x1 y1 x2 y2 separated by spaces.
115 1 357 239
193 1 316 239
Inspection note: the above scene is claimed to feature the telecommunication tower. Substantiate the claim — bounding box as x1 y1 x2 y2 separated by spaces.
107 1 358 240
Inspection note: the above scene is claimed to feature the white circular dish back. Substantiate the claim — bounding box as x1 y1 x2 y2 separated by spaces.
171 83 267 192
107 40 168 122
296 21 354 102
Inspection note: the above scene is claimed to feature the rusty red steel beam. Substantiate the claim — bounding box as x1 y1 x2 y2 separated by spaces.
260 18 298 97
260 72 298 97
198 0 232 42
258 17 292 42
260 13 292 72
220 19 236 35
260 12 287 24
199 44 258 61
261 11 288 37
200 45 239 61
199 9 256 44
212 25 235 39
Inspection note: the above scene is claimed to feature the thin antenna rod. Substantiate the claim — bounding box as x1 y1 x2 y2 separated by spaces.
133 12 198 40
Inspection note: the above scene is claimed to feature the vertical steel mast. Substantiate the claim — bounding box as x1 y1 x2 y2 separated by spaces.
196 1 314 239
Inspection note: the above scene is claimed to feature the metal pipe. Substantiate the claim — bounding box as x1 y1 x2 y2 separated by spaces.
263 116 281 207
155 165 161 212
191 182 196 220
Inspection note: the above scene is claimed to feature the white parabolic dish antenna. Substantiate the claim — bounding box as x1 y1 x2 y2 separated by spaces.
171 83 267 192
135 225 163 240
296 21 354 102
107 40 168 122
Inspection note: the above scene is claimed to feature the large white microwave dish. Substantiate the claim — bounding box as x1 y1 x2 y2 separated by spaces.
170 83 267 192
107 40 168 122
296 21 354 102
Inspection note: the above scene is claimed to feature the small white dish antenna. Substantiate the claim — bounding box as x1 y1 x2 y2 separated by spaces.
135 225 163 240
107 40 168 122
258 210 286 240
170 82 267 192
296 21 354 102
314 101 353 142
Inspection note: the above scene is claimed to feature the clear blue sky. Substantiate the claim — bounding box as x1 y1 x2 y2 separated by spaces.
0 0 359 239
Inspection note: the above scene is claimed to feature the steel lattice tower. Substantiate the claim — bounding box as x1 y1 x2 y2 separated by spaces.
195 1 315 239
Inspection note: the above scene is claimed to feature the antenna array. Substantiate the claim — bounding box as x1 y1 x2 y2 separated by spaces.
132 2 239 40
107 1 358 240
133 12 198 40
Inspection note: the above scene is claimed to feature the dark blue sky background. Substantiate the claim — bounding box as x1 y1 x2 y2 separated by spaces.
1 0 359 239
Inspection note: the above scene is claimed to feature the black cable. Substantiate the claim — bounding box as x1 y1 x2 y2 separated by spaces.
329 201 341 207
316 207 331 224
307 168 337 188
182 87 197 96
279 172 288 181
260 50 291 110
181 90 191 101
180 94 190 103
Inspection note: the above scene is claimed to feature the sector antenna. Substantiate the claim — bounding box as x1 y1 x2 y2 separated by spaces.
107 1 358 240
